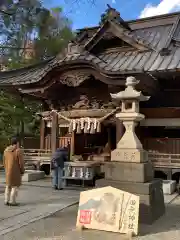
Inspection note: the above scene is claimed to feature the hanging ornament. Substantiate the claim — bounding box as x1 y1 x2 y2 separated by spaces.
94 118 97 130
84 122 89 134
97 121 101 133
90 123 95 134
72 119 77 131
77 121 82 134
80 118 85 130
68 122 73 133
87 117 91 130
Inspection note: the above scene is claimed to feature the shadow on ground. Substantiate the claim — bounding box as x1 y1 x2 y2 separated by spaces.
138 203 180 236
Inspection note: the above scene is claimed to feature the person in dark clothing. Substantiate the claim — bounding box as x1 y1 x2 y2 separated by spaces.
51 147 68 190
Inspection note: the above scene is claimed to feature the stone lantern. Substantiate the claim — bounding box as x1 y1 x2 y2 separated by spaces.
96 76 165 225
110 76 150 162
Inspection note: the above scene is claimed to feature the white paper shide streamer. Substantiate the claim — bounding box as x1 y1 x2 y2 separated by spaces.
68 117 101 134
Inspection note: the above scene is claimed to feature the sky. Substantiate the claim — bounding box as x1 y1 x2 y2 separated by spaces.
44 0 180 30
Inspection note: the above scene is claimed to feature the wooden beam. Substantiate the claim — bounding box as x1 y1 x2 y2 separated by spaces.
141 107 180 118
141 118 180 127
109 21 149 51
84 22 109 51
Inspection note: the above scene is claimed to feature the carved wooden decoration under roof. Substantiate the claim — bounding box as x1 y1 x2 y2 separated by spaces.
59 70 90 87
72 95 90 109
44 91 119 112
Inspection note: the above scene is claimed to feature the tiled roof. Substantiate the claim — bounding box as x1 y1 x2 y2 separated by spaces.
0 58 56 85
0 12 180 87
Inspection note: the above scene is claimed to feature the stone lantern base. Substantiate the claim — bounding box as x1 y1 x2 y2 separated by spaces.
96 161 165 224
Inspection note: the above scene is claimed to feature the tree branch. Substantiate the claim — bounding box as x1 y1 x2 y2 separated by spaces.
0 46 32 50
0 9 13 16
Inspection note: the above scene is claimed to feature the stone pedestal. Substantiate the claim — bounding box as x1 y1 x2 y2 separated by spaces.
103 161 153 183
97 161 165 224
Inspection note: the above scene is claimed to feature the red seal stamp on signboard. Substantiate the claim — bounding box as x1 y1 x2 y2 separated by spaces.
79 210 92 224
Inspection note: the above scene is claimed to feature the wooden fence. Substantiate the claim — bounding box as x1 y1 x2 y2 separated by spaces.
23 149 180 170
23 137 180 170
23 149 51 167
148 152 180 168
144 138 180 154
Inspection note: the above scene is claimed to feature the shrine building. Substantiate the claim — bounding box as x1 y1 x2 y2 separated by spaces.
1 7 180 180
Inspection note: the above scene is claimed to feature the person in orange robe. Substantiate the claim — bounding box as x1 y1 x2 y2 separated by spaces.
3 137 24 206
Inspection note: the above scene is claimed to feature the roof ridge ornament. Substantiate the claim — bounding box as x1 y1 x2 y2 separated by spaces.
100 4 131 31
106 4 120 21
56 42 83 62
66 42 83 56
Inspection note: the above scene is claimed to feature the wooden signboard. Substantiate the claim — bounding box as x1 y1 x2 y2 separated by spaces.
76 186 139 236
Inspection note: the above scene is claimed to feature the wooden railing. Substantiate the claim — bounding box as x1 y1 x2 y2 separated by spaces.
144 138 180 154
23 149 51 167
23 148 180 170
148 152 180 168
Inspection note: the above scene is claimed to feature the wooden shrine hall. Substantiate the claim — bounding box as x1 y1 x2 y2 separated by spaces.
1 7 180 179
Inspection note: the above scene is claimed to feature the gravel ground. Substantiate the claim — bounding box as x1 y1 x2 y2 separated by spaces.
2 196 180 240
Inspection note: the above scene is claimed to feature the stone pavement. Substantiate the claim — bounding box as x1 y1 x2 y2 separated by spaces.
0 175 80 238
2 195 180 240
1 168 180 240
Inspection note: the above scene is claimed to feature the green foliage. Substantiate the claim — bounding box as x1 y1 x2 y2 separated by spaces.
0 91 42 144
0 1 74 149
0 0 74 66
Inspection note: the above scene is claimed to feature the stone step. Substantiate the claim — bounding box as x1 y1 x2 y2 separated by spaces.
22 170 45 182
25 165 36 170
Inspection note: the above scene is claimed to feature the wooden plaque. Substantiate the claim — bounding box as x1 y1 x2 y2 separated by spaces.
76 186 139 235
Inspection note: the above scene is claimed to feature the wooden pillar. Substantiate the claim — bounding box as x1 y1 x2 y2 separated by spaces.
116 118 124 145
40 119 45 149
70 131 75 156
51 111 58 153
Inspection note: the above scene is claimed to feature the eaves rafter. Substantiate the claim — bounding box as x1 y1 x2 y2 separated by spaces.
84 21 109 51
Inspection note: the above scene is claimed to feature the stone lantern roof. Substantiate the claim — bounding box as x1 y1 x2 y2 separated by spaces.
111 76 150 102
